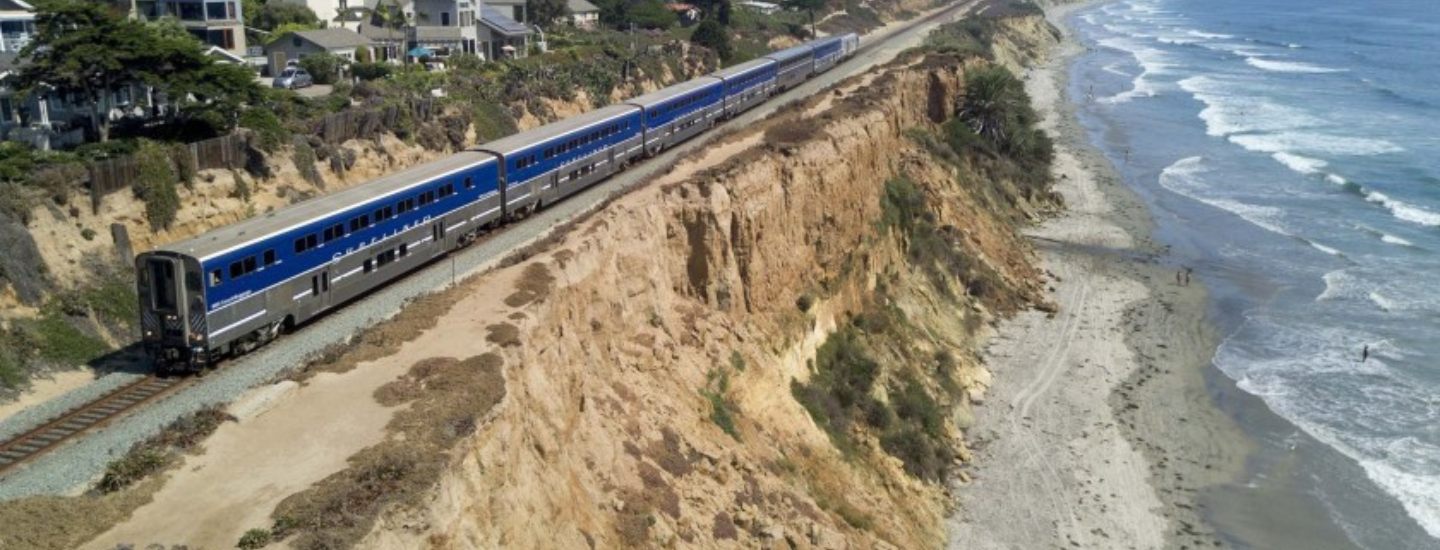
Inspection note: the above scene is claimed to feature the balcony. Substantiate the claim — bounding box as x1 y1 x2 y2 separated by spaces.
0 33 31 53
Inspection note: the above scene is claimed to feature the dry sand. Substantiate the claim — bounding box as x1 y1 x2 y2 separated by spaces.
947 2 1246 549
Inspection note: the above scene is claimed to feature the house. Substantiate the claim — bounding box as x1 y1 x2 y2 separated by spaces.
152 0 248 58
478 4 530 60
738 0 779 15
0 53 143 150
664 3 700 25
407 0 480 58
0 0 35 53
485 0 526 24
262 28 374 75
272 0 366 30
568 0 598 29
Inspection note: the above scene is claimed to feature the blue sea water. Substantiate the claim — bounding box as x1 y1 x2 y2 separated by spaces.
1067 0 1440 547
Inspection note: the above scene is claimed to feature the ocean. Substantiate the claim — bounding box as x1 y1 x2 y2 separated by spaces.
1066 0 1440 548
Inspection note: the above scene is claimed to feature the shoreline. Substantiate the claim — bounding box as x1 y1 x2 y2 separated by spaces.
947 1 1247 548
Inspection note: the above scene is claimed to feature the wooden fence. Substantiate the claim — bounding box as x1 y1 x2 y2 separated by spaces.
319 99 438 144
87 132 250 213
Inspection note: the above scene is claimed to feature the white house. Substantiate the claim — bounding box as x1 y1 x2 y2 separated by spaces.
568 0 598 29
738 0 779 15
0 0 34 53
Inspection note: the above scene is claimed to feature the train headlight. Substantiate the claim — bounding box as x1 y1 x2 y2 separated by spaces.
145 330 154 337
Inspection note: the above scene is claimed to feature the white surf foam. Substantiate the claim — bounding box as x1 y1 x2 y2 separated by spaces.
1365 192 1440 227
1317 270 1358 301
1309 241 1342 256
1096 37 1171 104
1363 456 1440 540
1369 291 1396 312
1178 76 1324 137
1159 157 1291 236
1326 173 1348 186
1246 57 1345 74
1229 132 1404 157
1272 152 1328 175
1186 29 1234 40
1380 234 1414 246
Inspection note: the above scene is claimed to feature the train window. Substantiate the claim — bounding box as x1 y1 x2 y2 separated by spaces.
229 261 243 279
464 176 473 189
400 243 409 256
210 270 222 287
243 256 257 273
263 249 276 266
544 148 553 159
294 238 305 254
378 249 396 267
363 258 373 274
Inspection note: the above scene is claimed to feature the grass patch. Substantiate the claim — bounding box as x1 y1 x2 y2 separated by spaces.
97 406 233 493
270 353 506 550
703 364 742 441
485 323 521 347
503 262 556 307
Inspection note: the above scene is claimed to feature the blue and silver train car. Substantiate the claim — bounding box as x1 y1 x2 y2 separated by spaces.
711 58 779 119
626 77 725 156
765 43 816 91
136 152 502 372
840 33 860 59
811 36 846 73
475 104 644 215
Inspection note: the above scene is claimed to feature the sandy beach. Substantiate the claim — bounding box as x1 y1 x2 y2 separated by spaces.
947 2 1250 548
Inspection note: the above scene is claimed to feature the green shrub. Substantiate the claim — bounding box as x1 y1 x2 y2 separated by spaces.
691 20 733 61
237 528 273 549
231 169 252 201
132 140 181 230
32 310 109 366
292 141 322 185
29 164 87 206
299 52 343 85
791 327 882 451
97 448 166 493
170 143 197 189
80 228 96 241
351 61 392 82
239 107 291 153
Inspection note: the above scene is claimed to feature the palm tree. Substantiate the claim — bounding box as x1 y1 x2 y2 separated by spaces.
957 66 1022 144
374 0 421 62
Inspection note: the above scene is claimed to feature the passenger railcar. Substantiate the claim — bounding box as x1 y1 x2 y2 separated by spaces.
711 58 779 119
137 33 864 373
625 78 725 156
475 104 644 215
137 152 503 371
765 43 816 91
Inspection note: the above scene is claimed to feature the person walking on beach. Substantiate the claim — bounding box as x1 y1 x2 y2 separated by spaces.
1177 269 1184 286
1362 344 1370 362
1184 267 1193 286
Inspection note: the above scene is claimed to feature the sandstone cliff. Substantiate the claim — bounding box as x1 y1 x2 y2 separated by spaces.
284 12 1067 550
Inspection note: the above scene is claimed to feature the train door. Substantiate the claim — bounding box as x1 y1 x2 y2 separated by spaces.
431 221 447 255
309 268 330 312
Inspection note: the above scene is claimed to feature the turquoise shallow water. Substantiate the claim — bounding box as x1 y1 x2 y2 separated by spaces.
1066 0 1440 547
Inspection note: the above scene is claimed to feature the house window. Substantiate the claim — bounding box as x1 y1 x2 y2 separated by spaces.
441 11 451 26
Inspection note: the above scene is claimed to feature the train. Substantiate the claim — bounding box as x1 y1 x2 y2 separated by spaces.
135 33 861 374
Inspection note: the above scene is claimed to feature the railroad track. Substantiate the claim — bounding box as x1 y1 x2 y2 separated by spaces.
0 376 185 474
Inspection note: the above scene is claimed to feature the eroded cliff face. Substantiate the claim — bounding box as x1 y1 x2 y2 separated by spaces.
353 17 1062 550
